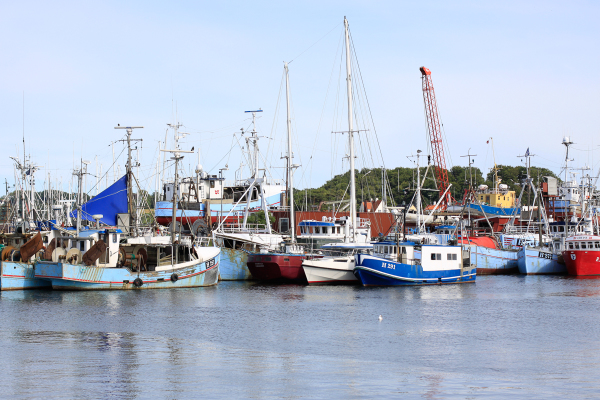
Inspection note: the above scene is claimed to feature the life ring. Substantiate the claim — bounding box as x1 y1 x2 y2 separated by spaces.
133 277 144 287
170 273 178 282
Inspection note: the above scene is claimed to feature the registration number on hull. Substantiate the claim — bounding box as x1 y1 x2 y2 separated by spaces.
381 262 396 270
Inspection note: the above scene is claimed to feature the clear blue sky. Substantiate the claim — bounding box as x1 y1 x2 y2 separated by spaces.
1 1 599 195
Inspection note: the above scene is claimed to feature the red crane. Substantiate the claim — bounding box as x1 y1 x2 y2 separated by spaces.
420 66 452 208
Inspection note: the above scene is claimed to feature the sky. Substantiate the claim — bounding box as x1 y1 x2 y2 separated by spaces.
1 0 599 196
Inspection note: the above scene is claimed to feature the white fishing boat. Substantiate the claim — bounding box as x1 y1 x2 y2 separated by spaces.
303 242 373 284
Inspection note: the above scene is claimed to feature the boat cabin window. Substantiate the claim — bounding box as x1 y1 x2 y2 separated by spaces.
431 253 441 261
568 242 574 249
447 253 457 260
79 241 85 251
574 242 580 249
596 242 600 249
402 247 407 254
581 243 587 249
337 227 341 234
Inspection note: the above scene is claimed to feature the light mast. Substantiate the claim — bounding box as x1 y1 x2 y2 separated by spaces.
344 16 357 240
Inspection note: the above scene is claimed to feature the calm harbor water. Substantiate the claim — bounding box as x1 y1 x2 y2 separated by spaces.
1 276 599 399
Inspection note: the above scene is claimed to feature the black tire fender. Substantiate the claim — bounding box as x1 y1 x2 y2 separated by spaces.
133 277 143 287
171 273 178 282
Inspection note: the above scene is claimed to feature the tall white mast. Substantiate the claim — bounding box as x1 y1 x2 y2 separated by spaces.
344 16 357 240
284 62 295 242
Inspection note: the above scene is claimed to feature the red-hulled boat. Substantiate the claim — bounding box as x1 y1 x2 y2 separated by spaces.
562 235 600 276
246 243 321 282
247 253 308 282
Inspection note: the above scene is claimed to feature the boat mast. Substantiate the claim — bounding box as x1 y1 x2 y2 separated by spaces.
160 124 193 243
115 126 144 235
284 62 295 242
489 137 500 192
344 16 357 240
563 136 573 233
416 150 422 233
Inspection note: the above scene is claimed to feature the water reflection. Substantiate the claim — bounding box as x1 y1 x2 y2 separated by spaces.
0 276 598 398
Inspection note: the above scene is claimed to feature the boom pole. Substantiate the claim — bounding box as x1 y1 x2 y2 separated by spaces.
420 66 452 208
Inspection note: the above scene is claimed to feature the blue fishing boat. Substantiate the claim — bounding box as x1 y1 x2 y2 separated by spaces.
1 232 50 290
35 227 220 290
38 125 222 290
517 242 566 275
1 260 50 290
354 241 476 286
467 244 519 274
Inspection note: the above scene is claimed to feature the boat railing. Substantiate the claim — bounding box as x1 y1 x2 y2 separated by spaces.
194 236 212 247
477 188 511 195
223 178 285 187
219 223 270 234
504 226 539 234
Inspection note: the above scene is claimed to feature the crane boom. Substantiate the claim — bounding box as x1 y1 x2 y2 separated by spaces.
420 66 452 207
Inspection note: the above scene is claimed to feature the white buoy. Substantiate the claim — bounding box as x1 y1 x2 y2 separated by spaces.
378 315 383 321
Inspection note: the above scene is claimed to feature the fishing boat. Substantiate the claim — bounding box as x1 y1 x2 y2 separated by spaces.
246 242 311 282
562 235 600 276
302 242 372 284
354 240 475 286
1 232 50 290
516 139 585 275
35 125 220 290
36 229 219 290
518 244 564 275
0 154 57 290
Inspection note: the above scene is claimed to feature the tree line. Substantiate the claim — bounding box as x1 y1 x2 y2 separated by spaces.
294 164 559 211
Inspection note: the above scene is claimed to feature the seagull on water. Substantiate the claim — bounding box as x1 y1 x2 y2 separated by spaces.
378 315 383 321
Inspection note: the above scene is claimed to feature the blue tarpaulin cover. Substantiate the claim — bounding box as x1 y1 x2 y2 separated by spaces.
70 175 128 226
